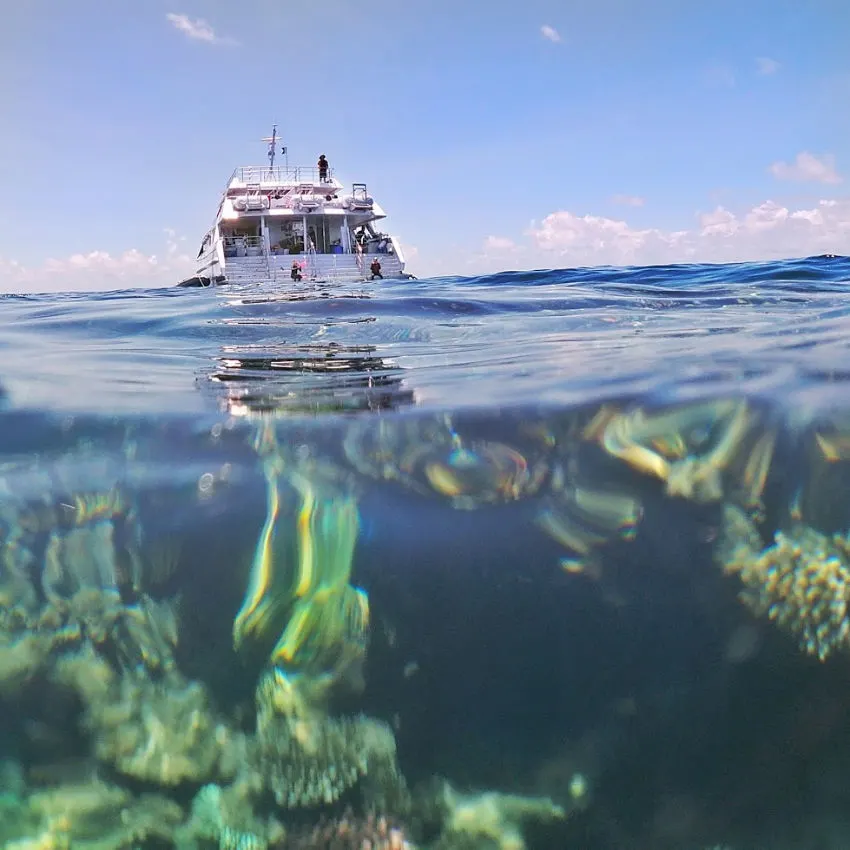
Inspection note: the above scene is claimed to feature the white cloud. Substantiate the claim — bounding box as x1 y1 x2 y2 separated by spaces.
458 199 850 276
523 198 850 267
769 151 842 185
540 24 561 43
699 206 738 236
165 13 236 45
529 211 686 265
0 230 196 294
756 56 780 76
611 194 645 207
483 235 517 251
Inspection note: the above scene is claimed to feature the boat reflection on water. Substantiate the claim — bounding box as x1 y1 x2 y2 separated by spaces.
201 341 416 416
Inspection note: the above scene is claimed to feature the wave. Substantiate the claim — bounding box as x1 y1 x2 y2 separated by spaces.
0 254 848 418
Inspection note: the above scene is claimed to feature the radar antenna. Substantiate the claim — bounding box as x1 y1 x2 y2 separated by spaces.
261 124 288 174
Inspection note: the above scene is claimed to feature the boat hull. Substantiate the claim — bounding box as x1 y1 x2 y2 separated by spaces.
176 274 227 288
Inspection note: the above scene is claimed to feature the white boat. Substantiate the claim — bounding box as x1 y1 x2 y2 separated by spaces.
179 126 410 287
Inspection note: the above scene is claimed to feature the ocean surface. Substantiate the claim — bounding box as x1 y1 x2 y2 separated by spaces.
2 254 850 850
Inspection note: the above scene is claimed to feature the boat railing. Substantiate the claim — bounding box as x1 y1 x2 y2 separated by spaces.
223 235 265 258
229 165 335 185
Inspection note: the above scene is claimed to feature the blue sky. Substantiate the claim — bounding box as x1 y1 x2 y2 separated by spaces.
1 0 848 290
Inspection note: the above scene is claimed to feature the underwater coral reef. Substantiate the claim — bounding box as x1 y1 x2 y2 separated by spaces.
5 399 850 849
0 422 576 850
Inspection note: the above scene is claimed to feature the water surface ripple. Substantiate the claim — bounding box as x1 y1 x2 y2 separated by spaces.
0 254 848 418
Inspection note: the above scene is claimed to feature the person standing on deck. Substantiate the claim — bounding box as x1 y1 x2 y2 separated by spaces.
370 258 383 280
318 154 329 182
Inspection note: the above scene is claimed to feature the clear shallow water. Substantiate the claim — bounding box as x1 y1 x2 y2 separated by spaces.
2 255 850 850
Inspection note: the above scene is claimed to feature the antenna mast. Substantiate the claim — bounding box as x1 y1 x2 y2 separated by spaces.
262 124 288 174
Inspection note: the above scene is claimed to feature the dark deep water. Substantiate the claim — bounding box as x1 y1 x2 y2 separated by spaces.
2 255 850 850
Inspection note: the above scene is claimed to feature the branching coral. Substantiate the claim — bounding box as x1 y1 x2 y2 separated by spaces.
3 778 184 850
252 671 406 809
179 783 286 850
0 477 232 786
53 649 244 785
0 476 182 684
719 505 850 661
428 780 565 850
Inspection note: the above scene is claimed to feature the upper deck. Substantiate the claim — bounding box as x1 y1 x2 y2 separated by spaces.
227 165 342 193
218 162 384 223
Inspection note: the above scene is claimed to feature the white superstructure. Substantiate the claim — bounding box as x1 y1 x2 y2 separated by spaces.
184 126 408 287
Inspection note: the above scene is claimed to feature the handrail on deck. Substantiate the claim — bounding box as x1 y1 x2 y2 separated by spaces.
223 235 263 247
229 165 335 185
